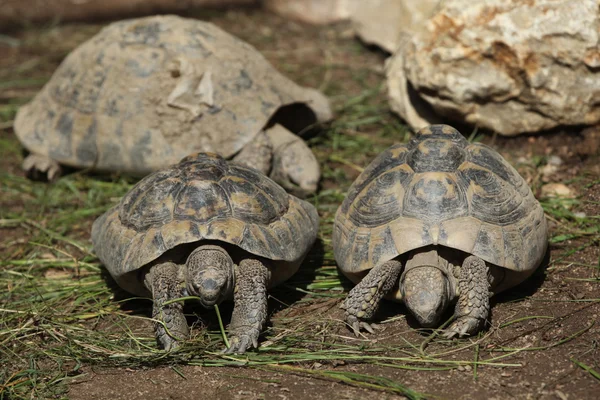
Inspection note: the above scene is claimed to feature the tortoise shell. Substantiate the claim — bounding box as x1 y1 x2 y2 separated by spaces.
333 125 547 294
14 15 331 175
91 152 319 296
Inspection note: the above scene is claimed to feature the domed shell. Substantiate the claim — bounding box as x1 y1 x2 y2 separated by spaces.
14 15 331 175
333 125 547 290
92 152 319 296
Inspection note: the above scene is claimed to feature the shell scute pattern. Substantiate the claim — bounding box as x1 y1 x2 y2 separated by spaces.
459 165 527 226
407 138 466 173
333 125 547 282
467 145 526 192
370 225 398 265
92 152 319 296
226 179 281 225
341 143 410 215
119 173 182 231
173 180 231 223
472 223 505 267
348 166 411 228
407 124 468 148
122 20 164 46
179 152 228 176
402 172 468 222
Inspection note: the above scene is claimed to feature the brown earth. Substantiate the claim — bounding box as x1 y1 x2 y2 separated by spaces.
1 7 599 400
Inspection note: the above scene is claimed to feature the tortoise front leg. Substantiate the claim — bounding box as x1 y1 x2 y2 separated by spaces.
442 255 491 338
224 258 270 354
343 259 403 336
144 262 189 351
22 154 62 182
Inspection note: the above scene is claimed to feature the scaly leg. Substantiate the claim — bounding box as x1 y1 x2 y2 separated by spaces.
343 259 403 336
144 262 189 351
442 255 490 338
224 258 270 354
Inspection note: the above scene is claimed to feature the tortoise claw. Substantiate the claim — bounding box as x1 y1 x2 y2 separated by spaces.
160 337 181 352
441 317 481 339
22 154 62 182
222 331 259 354
348 315 378 337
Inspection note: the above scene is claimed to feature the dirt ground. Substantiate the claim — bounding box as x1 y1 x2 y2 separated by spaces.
1 7 599 400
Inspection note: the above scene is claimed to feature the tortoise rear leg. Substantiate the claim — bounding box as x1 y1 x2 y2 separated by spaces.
144 262 189 351
343 260 403 337
232 131 273 175
264 124 320 197
442 255 491 338
22 154 62 181
224 258 270 354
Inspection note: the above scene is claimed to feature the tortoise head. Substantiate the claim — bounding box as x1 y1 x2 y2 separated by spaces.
400 258 451 328
185 245 234 308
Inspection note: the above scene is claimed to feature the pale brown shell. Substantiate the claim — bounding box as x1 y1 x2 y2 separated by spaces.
91 152 319 296
333 125 547 293
15 15 331 176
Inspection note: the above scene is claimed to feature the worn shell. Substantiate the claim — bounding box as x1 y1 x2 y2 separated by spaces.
92 152 319 296
333 125 547 294
14 15 331 175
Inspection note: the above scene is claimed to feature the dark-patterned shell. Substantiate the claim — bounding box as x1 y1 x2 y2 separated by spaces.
92 152 319 296
333 125 547 284
14 15 330 175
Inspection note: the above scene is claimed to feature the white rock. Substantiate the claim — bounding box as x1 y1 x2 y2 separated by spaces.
351 0 439 53
541 163 558 181
547 155 563 166
387 0 600 135
263 0 354 25
265 0 439 53
541 183 575 198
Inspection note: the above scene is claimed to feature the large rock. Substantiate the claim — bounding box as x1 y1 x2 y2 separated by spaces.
387 0 600 136
352 0 438 53
263 0 354 25
264 0 438 53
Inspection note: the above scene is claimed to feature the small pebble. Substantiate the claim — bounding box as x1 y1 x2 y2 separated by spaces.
541 163 558 180
547 155 563 166
260 26 273 37
540 183 574 198
574 212 587 218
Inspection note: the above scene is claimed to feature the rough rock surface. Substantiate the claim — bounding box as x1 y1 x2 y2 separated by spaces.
263 0 354 25
264 0 438 53
387 0 600 136
351 0 439 53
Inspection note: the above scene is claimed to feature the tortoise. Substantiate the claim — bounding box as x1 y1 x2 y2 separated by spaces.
14 15 331 196
332 124 547 337
91 152 319 353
